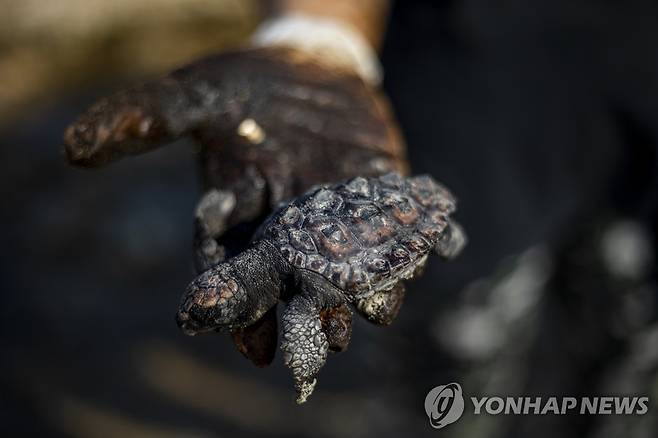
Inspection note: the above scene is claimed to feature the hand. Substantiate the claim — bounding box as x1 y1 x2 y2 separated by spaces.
63 45 408 368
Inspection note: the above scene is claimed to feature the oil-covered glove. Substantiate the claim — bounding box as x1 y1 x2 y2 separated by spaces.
63 41 408 369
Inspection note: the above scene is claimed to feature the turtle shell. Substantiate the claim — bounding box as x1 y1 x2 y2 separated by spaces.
256 173 457 297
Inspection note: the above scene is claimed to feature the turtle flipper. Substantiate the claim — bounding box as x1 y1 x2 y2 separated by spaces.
434 220 467 259
194 189 236 272
355 282 406 325
281 294 330 404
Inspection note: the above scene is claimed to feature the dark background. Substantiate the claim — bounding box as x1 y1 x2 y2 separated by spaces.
2 0 657 436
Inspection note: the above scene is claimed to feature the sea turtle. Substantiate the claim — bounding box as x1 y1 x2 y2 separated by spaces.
176 173 466 403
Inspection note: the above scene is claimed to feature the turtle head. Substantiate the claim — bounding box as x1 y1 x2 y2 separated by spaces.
176 263 248 335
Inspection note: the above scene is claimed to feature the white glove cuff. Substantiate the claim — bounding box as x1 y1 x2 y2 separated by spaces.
251 13 383 85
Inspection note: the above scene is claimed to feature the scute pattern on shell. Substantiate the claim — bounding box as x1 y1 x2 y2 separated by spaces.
258 173 457 296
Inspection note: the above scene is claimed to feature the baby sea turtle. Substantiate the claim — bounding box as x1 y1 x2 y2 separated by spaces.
176 173 466 403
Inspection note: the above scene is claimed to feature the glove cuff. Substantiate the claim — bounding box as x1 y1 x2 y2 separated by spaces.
251 13 383 86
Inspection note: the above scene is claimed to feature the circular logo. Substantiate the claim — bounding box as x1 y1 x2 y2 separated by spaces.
424 383 465 429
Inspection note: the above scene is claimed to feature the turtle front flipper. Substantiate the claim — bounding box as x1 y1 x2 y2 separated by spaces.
434 220 467 260
355 282 406 326
280 271 347 403
281 294 330 404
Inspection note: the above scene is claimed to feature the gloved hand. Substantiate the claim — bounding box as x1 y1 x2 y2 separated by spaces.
63 44 408 368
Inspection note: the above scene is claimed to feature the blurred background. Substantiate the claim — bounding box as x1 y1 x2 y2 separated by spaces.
1 0 657 437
